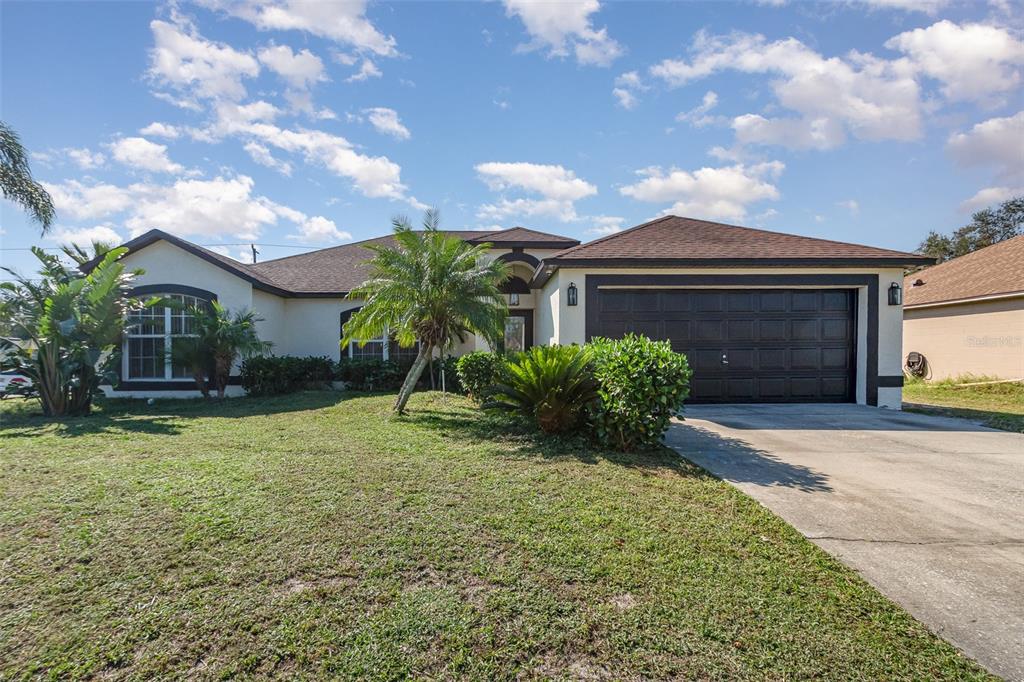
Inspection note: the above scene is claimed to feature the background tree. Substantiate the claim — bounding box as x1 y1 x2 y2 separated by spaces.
1 121 55 233
0 247 146 416
918 196 1022 263
344 210 510 415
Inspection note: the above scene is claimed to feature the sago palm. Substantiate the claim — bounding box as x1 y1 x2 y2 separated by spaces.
484 345 600 434
344 209 510 414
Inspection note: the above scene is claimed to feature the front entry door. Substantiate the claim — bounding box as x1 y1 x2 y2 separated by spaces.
504 311 534 353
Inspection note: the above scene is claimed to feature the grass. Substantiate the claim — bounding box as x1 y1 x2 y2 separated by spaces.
0 392 993 680
903 376 1024 433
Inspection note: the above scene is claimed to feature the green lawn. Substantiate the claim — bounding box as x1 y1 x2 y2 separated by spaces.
903 377 1024 433
0 392 991 680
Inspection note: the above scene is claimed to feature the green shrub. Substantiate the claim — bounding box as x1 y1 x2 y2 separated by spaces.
484 345 599 434
588 334 692 451
334 358 411 391
456 351 507 401
241 355 334 396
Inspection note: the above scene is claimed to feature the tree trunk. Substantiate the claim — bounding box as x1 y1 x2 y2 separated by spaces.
393 343 431 414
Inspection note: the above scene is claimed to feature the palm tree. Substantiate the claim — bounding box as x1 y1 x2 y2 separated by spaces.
344 210 510 414
61 240 115 265
1 121 55 233
174 301 270 398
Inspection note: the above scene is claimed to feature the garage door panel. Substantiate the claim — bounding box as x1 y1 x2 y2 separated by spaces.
726 291 755 312
662 291 691 312
822 377 850 397
727 319 755 341
592 287 856 403
791 348 820 369
792 291 820 311
758 348 788 369
822 347 851 369
791 319 819 341
822 318 851 341
695 320 724 341
759 319 788 340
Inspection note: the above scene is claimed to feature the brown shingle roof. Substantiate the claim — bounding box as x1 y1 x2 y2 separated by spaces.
545 215 934 266
903 235 1024 308
251 228 579 294
94 227 580 297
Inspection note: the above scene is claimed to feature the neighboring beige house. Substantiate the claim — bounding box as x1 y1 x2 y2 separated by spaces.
903 235 1024 381
86 215 931 407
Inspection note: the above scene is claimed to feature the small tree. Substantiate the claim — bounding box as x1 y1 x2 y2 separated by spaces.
344 210 510 414
170 301 270 398
0 247 147 416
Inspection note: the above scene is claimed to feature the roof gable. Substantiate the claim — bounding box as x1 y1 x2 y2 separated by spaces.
904 235 1024 308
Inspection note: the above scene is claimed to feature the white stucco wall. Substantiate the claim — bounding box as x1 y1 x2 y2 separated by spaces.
122 240 254 312
252 289 287 353
283 298 362 361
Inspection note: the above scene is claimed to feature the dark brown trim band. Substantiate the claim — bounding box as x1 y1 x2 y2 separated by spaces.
129 284 218 301
877 375 905 388
110 377 242 391
583 274 880 406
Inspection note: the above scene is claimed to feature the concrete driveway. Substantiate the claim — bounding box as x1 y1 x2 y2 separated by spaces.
666 404 1024 680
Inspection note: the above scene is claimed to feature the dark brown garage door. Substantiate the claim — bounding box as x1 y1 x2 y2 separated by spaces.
592 288 856 403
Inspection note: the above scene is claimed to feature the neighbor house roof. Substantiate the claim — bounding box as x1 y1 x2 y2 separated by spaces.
87 227 579 297
903 235 1024 308
544 215 934 267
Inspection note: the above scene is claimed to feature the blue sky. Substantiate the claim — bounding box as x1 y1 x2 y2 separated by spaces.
1 0 1022 272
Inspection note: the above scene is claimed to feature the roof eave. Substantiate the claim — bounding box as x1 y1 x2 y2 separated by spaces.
531 255 936 288
904 289 1024 310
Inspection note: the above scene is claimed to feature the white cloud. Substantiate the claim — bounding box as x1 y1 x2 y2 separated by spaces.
586 215 624 235
238 122 411 201
363 107 411 140
289 215 353 243
676 90 719 127
42 175 319 241
199 0 398 57
139 122 182 139
476 162 597 202
475 161 597 222
959 185 1024 212
650 30 922 149
619 161 785 221
733 114 846 150
612 88 637 110
611 71 649 110
886 21 1024 102
41 180 136 221
346 58 382 82
257 43 326 111
65 147 106 169
244 141 293 176
108 137 184 174
258 43 325 88
503 0 622 66
148 18 260 102
946 111 1024 179
837 199 860 214
48 224 124 248
859 0 950 13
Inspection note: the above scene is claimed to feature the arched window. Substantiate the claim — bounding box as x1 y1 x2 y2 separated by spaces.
123 286 214 380
340 307 419 362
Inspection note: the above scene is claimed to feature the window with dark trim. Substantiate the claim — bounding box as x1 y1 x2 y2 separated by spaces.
124 293 206 380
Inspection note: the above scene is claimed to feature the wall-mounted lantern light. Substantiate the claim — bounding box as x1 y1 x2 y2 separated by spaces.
888 282 902 306
509 292 520 307
567 282 578 306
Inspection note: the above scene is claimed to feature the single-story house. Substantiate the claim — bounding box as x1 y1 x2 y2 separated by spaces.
90 215 932 407
903 235 1023 381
